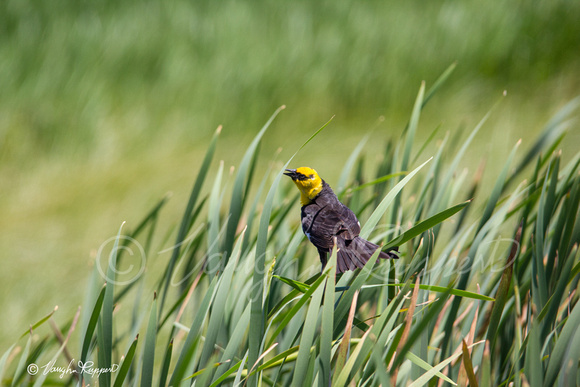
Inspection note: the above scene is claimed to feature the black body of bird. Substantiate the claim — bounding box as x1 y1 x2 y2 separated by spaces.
284 167 398 274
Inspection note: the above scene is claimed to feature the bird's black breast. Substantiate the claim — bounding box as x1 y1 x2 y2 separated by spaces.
300 183 361 251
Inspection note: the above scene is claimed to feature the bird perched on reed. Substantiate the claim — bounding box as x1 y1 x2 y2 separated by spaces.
284 167 398 273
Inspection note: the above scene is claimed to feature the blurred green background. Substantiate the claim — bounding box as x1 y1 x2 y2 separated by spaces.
1 0 579 348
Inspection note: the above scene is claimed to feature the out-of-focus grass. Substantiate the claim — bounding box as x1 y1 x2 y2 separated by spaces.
0 0 579 350
1 0 579 163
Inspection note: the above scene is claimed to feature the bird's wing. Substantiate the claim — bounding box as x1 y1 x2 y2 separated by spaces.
301 204 335 250
302 202 361 250
335 202 361 240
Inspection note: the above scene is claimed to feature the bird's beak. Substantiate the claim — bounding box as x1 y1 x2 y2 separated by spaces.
284 169 298 179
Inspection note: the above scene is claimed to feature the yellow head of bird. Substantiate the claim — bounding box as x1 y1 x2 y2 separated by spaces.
284 167 323 205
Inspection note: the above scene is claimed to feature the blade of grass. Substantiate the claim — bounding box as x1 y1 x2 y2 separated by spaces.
112 335 139 387
509 97 579 184
345 172 407 195
384 200 471 250
360 157 432 240
357 284 408 383
556 176 580 271
233 351 248 386
402 81 425 171
333 328 372 386
545 178 569 283
543 286 580 387
362 288 409 385
422 62 457 107
248 116 333 387
332 290 360 386
372 350 392 387
318 246 337 387
373 140 395 208
390 82 425 229
249 343 279 376
206 160 225 276
559 322 580 385
241 162 272 256
412 124 442 165
461 339 479 387
254 345 300 373
19 306 58 339
199 228 245 370
159 125 220 316
184 359 227 381
357 283 494 302
209 360 243 387
99 222 125 387
212 305 250 384
408 341 485 387
455 160 486 233
532 160 551 311
141 293 157 387
542 154 560 237
486 223 521 350
479 341 492 387
11 334 32 387
267 272 328 348
541 221 579 336
80 284 106 364
168 276 219 386
405 352 456 386
268 288 305 320
525 321 544 386
273 275 310 293
267 227 304 313
0 344 15 384
338 135 369 192
391 287 451 372
477 139 521 231
390 276 420 384
333 248 382 336
429 101 501 216
443 157 524 357
32 308 81 387
128 193 170 240
291 270 327 386
157 339 173 387
223 106 285 263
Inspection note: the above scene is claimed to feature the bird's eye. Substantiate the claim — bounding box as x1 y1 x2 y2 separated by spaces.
309 174 314 179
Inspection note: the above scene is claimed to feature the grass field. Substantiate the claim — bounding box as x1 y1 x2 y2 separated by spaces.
1 0 579 385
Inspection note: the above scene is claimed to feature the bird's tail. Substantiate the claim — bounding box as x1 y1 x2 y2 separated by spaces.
336 237 398 274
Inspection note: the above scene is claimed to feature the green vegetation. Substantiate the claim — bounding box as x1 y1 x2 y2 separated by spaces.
2 2 579 340
1 0 580 164
1 71 579 385
1 0 579 385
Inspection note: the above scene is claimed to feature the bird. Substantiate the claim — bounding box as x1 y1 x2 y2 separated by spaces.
284 167 398 274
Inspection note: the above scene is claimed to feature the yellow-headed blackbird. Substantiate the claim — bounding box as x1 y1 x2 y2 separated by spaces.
284 167 398 274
